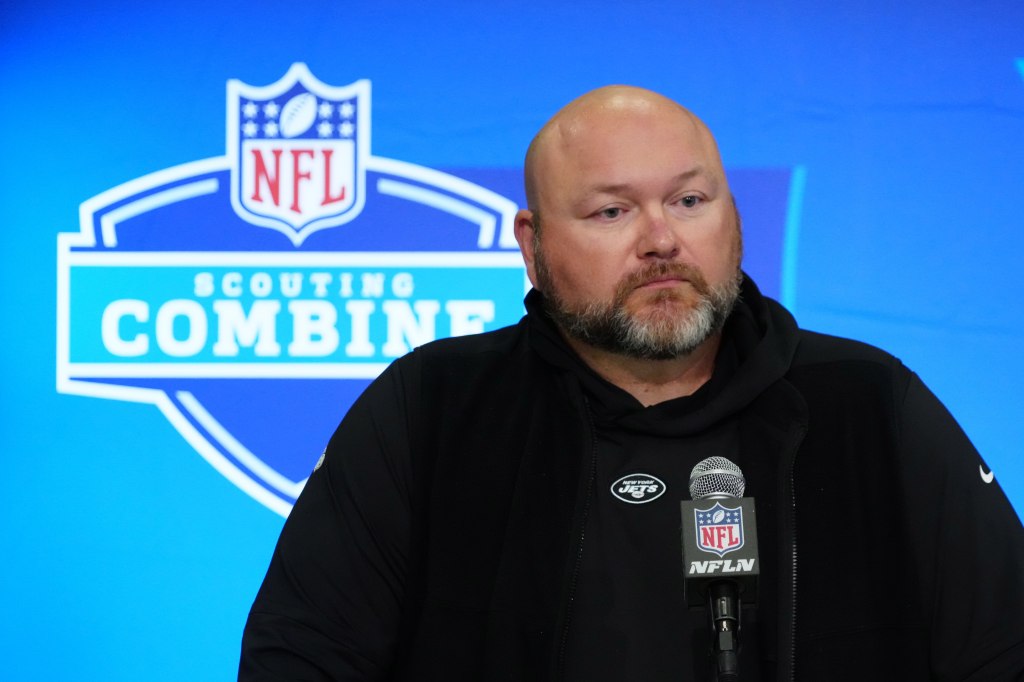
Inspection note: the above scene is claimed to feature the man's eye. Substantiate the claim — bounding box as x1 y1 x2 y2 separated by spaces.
680 195 701 208
599 207 622 219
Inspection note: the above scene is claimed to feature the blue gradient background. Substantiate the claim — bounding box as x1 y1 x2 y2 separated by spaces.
2 2 1022 678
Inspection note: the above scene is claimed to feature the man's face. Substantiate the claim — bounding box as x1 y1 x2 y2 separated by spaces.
519 94 743 359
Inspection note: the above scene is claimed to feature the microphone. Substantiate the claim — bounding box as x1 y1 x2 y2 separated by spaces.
680 457 760 682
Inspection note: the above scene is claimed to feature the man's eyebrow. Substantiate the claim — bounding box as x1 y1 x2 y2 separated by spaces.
581 167 710 196
670 167 708 184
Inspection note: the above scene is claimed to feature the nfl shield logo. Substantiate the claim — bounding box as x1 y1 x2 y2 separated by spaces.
227 64 368 245
695 501 745 557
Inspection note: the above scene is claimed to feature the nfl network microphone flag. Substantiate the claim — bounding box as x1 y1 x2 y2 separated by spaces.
680 497 760 606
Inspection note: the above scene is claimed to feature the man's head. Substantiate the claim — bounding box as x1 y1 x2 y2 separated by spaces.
514 85 743 360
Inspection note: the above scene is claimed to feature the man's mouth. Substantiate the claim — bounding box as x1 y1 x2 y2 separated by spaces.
636 275 688 290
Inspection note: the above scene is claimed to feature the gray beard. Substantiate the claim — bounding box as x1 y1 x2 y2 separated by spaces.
538 261 743 360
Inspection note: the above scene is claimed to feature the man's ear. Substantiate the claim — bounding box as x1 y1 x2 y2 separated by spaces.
514 208 539 289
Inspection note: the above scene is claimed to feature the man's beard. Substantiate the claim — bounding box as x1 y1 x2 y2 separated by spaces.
536 254 742 361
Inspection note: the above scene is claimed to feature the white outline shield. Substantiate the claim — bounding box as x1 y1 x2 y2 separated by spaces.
227 64 370 246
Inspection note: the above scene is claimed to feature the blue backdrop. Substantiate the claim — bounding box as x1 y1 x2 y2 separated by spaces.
2 2 1022 679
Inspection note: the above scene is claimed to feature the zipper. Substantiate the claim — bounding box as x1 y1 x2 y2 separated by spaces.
555 396 599 681
788 458 799 681
784 421 806 682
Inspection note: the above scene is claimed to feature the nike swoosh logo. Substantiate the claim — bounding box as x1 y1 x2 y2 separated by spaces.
979 465 995 484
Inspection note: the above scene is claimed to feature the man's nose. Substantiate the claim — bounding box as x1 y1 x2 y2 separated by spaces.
636 208 681 259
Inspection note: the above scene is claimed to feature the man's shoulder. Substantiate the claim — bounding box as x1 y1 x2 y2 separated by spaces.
791 328 904 371
782 328 917 411
414 317 530 360
389 318 535 387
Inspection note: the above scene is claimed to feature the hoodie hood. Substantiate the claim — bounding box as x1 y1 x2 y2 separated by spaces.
526 273 800 437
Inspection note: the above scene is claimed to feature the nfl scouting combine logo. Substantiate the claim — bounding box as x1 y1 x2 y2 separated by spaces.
56 64 524 516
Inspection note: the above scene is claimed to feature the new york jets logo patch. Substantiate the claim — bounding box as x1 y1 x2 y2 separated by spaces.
611 473 666 504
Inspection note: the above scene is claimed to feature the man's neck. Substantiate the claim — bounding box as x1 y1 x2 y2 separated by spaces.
562 332 722 407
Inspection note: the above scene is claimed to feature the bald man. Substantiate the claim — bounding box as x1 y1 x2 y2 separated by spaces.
241 87 1024 681
516 86 742 404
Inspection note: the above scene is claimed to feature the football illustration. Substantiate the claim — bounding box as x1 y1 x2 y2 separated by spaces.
279 93 318 138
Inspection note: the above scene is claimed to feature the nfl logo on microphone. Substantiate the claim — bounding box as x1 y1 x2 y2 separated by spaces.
695 502 745 557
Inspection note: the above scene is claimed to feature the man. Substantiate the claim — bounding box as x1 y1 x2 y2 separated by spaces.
240 86 1024 680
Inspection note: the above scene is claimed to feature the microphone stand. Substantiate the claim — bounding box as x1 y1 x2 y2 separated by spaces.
708 581 740 682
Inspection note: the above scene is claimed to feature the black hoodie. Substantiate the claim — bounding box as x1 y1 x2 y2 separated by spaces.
241 276 1024 681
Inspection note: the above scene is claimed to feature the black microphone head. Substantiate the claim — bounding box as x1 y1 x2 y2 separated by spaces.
688 456 746 499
